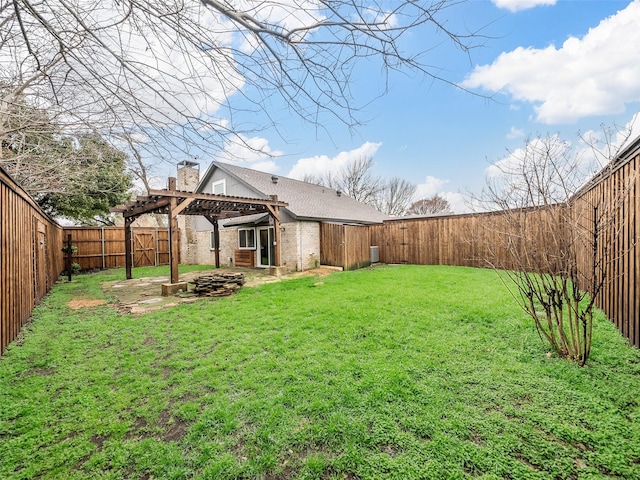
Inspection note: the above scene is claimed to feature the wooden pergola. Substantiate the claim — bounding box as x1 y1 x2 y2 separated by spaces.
111 177 288 284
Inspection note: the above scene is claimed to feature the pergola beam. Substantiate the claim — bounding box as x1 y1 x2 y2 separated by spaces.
112 186 288 283
147 189 288 208
170 197 195 218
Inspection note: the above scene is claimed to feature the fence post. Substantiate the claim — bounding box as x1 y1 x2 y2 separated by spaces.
65 234 72 281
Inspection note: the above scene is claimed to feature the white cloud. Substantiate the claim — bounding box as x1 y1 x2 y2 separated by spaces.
217 134 283 171
414 176 449 199
245 160 280 173
485 113 640 207
576 111 640 171
132 175 166 195
507 126 525 139
2 1 330 132
412 176 473 214
1 2 242 127
463 1 640 124
235 1 325 52
485 135 567 179
363 7 398 28
492 0 556 12
287 142 383 179
442 192 473 214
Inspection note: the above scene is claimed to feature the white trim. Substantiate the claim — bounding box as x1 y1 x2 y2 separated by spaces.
238 228 256 250
257 226 275 267
212 179 226 195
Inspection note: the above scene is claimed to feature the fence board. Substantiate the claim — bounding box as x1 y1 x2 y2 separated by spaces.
343 225 371 270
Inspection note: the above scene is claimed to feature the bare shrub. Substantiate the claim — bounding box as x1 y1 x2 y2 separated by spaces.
479 131 635 365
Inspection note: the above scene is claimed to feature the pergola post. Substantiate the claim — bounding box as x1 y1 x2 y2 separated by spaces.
168 177 180 284
124 216 133 279
268 195 282 268
205 215 221 268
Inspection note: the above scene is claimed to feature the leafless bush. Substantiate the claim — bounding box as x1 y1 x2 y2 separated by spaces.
478 131 635 365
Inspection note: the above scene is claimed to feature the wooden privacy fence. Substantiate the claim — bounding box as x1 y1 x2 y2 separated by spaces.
1 167 64 355
63 226 172 271
1 164 174 354
321 141 640 348
369 206 570 272
571 143 639 349
321 210 566 272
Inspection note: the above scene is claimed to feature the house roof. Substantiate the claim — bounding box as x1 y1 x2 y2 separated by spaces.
198 161 389 224
223 213 269 227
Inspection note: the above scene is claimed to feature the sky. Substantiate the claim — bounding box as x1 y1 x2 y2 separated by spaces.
161 0 640 213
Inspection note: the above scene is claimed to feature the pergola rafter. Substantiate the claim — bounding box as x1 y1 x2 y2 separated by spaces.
111 177 287 284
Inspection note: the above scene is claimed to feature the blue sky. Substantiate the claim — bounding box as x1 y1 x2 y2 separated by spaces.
167 0 640 212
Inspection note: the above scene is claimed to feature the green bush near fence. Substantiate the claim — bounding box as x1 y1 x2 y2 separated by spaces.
1 265 639 479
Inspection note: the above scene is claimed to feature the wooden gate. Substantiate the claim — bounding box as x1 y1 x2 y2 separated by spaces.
133 231 155 267
32 218 49 301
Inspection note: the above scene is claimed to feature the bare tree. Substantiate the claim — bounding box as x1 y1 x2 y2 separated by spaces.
478 131 634 365
304 156 415 214
2 1 484 166
407 194 451 215
336 157 383 204
304 157 381 202
374 177 417 216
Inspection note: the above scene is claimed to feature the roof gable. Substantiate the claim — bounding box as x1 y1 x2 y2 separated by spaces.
197 161 388 224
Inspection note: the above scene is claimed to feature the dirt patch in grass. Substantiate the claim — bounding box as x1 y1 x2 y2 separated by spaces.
290 266 342 277
157 408 189 442
67 299 106 310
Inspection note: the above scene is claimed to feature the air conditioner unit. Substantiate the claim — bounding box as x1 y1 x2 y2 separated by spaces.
370 246 379 263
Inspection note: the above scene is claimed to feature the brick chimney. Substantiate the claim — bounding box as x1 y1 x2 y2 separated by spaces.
177 160 200 192
177 161 200 264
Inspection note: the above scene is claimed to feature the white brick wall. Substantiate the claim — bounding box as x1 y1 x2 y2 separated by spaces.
281 221 320 271
183 229 235 267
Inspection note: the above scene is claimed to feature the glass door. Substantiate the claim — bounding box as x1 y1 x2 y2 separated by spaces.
258 227 275 267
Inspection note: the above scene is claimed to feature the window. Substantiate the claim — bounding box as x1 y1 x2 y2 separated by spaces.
238 228 255 249
210 231 216 250
212 179 226 195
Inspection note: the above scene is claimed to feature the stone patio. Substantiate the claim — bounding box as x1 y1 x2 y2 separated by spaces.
102 266 341 314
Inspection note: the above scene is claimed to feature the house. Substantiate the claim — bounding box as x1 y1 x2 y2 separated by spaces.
176 160 388 272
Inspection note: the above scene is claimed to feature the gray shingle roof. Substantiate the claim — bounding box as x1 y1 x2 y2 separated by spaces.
200 161 389 224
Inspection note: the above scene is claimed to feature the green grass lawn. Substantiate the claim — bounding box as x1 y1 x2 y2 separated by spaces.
1 265 639 480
